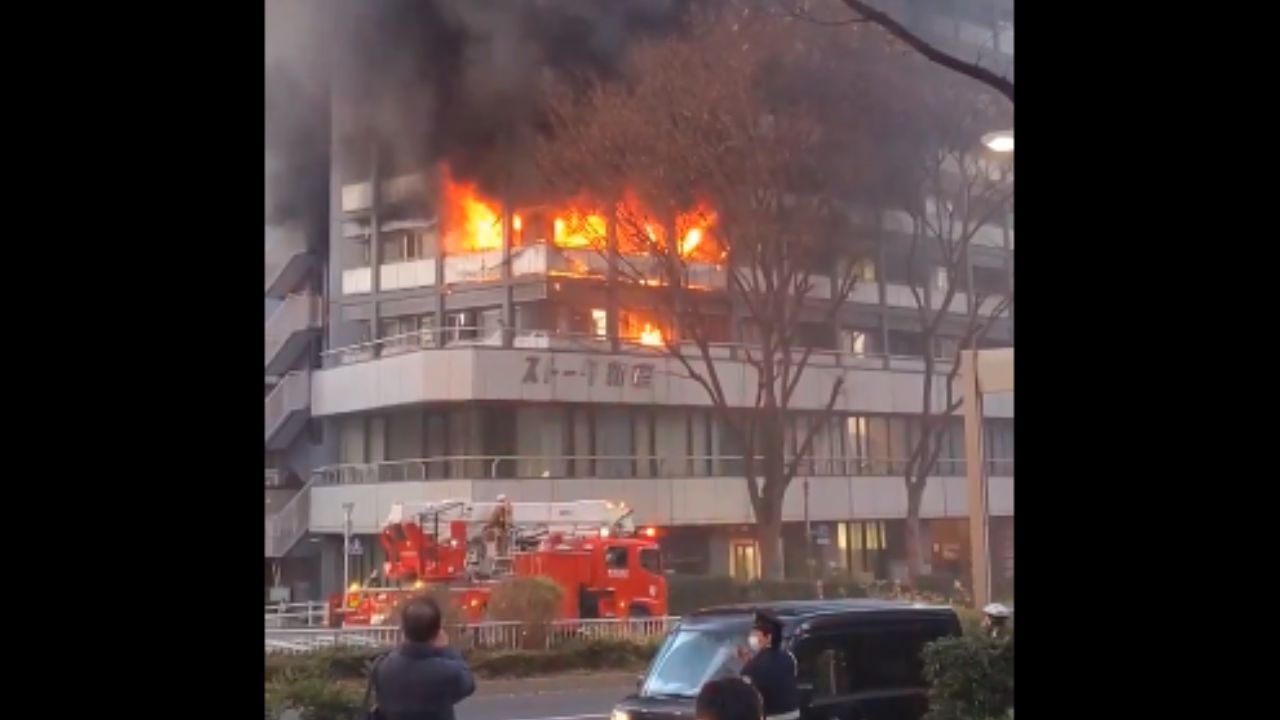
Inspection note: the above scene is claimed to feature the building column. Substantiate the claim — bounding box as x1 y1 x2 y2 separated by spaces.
500 196 514 347
962 350 990 608
607 203 620 351
318 535 344 599
368 140 382 354
874 205 890 364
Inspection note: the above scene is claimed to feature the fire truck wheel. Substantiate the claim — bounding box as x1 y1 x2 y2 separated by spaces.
628 605 652 618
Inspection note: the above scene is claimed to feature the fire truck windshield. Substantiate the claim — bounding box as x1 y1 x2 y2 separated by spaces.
639 547 662 574
640 628 743 698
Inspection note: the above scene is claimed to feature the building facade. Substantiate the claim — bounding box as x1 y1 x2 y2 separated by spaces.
263 0 1014 603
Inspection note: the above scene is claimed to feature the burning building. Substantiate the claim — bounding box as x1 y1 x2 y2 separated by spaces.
265 0 1015 603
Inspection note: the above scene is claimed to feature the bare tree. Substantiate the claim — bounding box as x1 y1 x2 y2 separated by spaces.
891 90 1013 582
774 0 1014 102
536 7 891 579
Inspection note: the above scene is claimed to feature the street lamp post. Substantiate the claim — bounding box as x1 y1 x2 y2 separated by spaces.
342 502 355 596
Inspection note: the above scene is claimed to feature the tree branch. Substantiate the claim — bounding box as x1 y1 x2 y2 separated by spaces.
837 0 1014 102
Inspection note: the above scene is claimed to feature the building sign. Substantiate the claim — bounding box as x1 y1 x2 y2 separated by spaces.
521 356 655 389
347 538 364 556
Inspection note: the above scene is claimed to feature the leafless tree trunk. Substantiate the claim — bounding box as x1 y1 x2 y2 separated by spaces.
898 145 1013 584
537 9 880 579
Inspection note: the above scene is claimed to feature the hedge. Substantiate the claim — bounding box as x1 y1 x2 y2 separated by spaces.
922 634 1014 720
265 637 661 685
666 574 992 617
266 638 662 719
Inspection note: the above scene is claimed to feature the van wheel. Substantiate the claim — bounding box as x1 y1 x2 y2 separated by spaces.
629 605 652 618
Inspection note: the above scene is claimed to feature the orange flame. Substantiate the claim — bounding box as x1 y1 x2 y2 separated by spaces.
639 323 664 346
676 205 719 259
442 172 503 253
554 210 607 249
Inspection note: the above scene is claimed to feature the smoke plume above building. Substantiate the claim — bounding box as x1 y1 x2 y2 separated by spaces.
265 0 699 228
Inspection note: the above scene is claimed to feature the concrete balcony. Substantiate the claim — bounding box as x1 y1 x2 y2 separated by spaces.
265 293 322 376
265 370 310 450
265 227 314 299
341 174 428 213
304 456 1014 535
310 342 1014 419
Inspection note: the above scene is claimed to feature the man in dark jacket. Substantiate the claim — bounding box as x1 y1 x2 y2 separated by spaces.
370 596 476 720
737 612 799 720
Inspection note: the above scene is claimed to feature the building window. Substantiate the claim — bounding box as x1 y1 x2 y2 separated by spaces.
842 521 886 580
446 311 477 342
730 540 760 581
888 330 926 358
380 314 433 352
591 308 607 337
972 265 1009 295
381 231 426 264
932 266 949 293
935 336 960 360
846 329 885 357
855 259 877 282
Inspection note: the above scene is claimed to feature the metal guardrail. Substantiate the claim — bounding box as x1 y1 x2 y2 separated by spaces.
317 325 980 373
264 616 679 655
265 601 327 628
311 456 1016 484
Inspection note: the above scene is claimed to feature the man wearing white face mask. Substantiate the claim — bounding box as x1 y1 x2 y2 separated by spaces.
736 611 799 720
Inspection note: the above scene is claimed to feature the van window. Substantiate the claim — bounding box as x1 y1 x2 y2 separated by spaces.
605 547 628 569
796 623 945 695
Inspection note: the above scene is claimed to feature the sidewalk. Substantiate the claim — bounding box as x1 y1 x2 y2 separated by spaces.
474 670 638 697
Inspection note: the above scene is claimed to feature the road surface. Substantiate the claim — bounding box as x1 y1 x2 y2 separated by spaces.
458 677 635 720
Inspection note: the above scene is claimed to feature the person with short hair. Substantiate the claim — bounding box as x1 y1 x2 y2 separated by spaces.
737 612 800 720
367 596 476 720
695 677 764 720
983 603 1012 638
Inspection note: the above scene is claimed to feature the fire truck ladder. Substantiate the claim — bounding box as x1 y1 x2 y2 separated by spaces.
385 499 637 577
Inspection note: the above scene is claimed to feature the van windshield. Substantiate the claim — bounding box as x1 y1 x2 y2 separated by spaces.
641 627 745 698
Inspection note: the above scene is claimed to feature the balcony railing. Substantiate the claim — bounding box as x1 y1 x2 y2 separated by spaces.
311 454 1015 484
318 325 966 374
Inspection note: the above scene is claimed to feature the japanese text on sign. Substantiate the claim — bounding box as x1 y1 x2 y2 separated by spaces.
521 356 655 389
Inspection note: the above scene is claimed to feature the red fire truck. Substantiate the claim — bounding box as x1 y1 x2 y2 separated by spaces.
329 498 668 626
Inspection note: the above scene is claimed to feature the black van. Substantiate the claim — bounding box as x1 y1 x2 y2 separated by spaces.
611 599 960 720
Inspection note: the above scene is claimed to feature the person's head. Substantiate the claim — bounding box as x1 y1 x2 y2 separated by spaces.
982 603 1011 632
695 678 763 720
401 596 443 643
749 612 781 651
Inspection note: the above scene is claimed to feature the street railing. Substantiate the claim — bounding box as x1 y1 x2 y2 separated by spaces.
317 325 970 373
311 455 1015 484
264 616 679 655
264 601 327 628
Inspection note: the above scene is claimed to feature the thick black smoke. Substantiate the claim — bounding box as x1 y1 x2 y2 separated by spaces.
266 0 703 226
